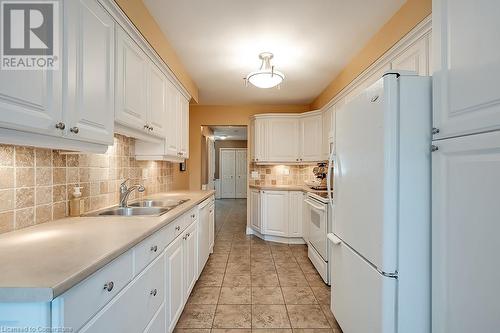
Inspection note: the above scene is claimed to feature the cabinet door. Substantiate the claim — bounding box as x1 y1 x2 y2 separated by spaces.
165 235 184 333
115 27 148 130
0 0 62 137
433 0 500 139
183 221 198 300
147 63 167 138
198 205 210 275
179 95 189 158
432 131 500 333
208 203 215 252
249 119 256 161
65 0 115 145
267 118 300 162
391 36 429 76
235 149 247 198
143 303 165 333
250 189 261 231
289 191 303 237
300 113 323 162
165 80 180 157
80 255 164 333
262 191 288 237
254 119 267 162
302 193 309 243
322 107 333 160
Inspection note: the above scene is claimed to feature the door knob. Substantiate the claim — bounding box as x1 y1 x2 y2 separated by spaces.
103 281 114 292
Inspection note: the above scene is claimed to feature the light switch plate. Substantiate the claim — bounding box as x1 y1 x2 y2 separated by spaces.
251 171 259 179
282 168 290 175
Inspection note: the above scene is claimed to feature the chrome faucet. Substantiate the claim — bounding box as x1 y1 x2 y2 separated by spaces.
119 179 145 207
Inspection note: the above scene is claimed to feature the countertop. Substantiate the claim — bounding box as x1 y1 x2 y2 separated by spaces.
0 190 215 303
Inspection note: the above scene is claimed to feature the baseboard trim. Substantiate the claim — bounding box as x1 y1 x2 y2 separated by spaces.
246 227 306 245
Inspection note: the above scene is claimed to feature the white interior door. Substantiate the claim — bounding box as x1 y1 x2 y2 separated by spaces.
235 149 247 198
220 149 236 198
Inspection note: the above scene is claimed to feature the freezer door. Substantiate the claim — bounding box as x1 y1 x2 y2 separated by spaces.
332 239 396 333
432 131 500 333
334 74 399 272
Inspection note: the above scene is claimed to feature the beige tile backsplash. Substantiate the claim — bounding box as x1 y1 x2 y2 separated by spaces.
0 134 175 234
249 163 316 186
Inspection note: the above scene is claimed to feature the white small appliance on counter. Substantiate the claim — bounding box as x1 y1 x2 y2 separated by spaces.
329 71 431 333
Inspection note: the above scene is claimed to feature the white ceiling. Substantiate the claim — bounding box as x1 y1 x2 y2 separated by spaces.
210 126 247 140
144 0 405 105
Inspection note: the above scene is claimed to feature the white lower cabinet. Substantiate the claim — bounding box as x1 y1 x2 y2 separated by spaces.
164 234 184 333
250 189 261 231
183 221 198 300
46 197 213 333
208 203 215 252
251 189 304 242
289 191 303 237
262 190 289 237
79 254 164 333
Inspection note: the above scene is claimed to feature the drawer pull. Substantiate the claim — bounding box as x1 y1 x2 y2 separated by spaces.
190 214 195 218
103 281 114 292
150 289 158 297
150 245 158 252
175 226 180 231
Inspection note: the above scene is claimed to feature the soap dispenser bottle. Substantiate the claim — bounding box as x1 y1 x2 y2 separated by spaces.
69 186 84 217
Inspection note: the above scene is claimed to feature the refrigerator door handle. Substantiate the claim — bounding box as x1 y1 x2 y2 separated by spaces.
327 233 342 245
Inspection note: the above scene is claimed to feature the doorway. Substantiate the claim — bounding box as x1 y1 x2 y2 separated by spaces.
200 125 248 198
220 148 247 198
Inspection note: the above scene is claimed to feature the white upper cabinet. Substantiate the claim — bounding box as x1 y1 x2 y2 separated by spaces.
115 27 148 131
300 111 323 162
65 0 115 145
251 111 323 163
0 64 62 138
322 106 334 160
179 95 190 159
391 36 429 76
253 118 267 162
165 80 181 157
147 63 167 138
267 117 300 162
433 0 500 139
0 0 63 138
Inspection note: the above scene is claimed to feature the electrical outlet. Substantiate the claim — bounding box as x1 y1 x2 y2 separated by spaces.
283 168 290 175
251 171 259 179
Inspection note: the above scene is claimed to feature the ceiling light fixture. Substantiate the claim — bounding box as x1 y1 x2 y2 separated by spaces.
245 52 284 89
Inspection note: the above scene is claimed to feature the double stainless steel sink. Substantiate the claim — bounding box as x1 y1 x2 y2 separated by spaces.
85 199 190 217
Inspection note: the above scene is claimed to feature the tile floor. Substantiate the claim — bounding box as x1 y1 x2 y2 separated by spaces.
175 199 343 333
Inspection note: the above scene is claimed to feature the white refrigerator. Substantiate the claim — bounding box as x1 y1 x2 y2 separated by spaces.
329 72 431 333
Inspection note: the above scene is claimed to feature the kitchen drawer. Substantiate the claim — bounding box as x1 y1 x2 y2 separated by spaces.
79 254 165 333
186 207 198 224
51 250 133 331
134 224 175 275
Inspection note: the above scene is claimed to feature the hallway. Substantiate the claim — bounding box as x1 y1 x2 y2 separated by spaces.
175 199 341 332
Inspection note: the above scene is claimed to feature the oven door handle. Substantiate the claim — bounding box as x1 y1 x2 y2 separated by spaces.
305 199 326 211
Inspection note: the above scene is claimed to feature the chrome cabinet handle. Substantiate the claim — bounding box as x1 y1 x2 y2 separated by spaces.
191 214 195 218
150 245 158 252
149 126 154 131
70 126 79 134
144 124 149 130
103 281 114 292
175 226 180 231
55 122 65 130
150 289 157 296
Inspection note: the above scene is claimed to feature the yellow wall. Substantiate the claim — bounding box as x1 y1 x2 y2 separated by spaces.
311 0 432 109
114 0 199 102
189 105 309 189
